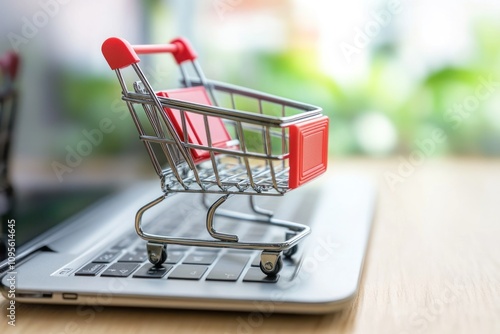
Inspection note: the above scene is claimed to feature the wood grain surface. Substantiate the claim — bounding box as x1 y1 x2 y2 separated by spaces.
1 158 499 334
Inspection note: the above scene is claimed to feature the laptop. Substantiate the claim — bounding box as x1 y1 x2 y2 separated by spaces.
0 43 376 315
1 172 375 314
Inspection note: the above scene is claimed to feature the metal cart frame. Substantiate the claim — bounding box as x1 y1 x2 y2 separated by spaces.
102 37 329 276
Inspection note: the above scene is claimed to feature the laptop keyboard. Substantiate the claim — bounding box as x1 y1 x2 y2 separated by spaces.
73 204 292 283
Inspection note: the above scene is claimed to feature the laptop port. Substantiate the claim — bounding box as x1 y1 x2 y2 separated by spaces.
17 292 52 299
62 293 78 300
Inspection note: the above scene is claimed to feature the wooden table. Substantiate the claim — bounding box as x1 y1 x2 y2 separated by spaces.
2 158 499 333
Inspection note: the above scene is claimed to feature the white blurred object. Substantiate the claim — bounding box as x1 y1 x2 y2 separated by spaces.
354 111 397 155
484 96 500 130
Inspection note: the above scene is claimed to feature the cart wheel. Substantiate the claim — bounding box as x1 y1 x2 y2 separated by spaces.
283 231 298 258
147 242 167 266
259 252 283 276
283 245 298 258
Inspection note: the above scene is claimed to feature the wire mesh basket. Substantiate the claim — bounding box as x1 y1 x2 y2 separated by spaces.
102 37 329 276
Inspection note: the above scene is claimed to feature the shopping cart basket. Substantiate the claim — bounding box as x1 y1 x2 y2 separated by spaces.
0 51 19 195
101 37 329 276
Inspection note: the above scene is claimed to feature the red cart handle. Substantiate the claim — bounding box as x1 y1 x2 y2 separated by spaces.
0 51 20 80
102 37 197 70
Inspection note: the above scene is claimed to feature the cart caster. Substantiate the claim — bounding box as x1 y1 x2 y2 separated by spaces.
259 251 283 276
283 245 298 258
283 231 298 258
147 242 167 266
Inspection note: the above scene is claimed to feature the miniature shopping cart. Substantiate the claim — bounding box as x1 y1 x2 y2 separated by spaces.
0 51 19 195
102 37 329 276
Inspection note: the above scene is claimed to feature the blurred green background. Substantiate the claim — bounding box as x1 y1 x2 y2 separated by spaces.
1 0 500 182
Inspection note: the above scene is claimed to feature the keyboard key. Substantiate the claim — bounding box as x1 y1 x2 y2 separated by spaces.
206 254 250 282
251 255 261 267
180 224 206 238
168 245 189 252
101 263 139 277
194 247 220 253
75 263 106 276
227 249 254 254
183 253 217 265
111 234 137 250
118 249 148 263
133 264 173 279
242 227 268 240
180 230 204 238
168 265 208 280
92 249 121 263
165 252 185 264
148 223 176 235
243 267 279 283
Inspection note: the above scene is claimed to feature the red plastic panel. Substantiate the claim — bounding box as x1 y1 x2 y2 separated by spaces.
157 87 233 164
0 51 19 80
288 116 329 189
